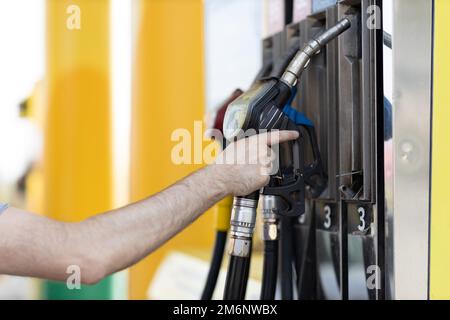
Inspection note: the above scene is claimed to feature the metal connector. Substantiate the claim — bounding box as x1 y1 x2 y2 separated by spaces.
281 18 351 87
259 195 287 241
228 197 258 257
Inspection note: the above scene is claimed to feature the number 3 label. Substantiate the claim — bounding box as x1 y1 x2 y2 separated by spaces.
357 207 366 232
323 205 331 229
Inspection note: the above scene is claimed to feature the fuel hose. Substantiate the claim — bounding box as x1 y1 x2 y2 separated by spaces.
223 193 259 300
261 239 278 300
280 216 294 300
201 197 232 300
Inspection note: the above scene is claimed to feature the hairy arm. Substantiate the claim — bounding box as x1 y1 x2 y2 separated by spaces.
0 131 298 284
0 165 228 284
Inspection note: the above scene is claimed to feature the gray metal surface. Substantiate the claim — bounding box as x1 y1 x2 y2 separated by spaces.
337 2 363 200
390 0 433 300
284 20 320 300
337 0 382 300
383 0 395 301
307 7 344 299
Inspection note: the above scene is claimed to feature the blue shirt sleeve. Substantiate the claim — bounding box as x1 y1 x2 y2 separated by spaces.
0 203 9 215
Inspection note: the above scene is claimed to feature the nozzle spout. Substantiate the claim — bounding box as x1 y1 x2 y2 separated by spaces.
281 18 351 87
316 18 351 46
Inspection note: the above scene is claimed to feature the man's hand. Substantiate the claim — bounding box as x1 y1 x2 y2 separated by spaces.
212 130 299 196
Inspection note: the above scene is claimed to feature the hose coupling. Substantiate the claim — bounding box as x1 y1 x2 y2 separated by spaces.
260 195 287 241
228 197 258 257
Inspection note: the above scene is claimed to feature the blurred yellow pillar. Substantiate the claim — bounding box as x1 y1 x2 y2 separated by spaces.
22 80 47 215
43 0 123 299
130 0 213 299
430 0 450 300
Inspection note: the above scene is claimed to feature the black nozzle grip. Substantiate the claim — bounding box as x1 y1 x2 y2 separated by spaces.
301 125 327 198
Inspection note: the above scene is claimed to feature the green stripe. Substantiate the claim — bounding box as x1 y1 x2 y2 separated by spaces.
42 272 128 300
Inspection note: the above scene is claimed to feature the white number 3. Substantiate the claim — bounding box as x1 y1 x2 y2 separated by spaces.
357 207 366 231
324 205 331 229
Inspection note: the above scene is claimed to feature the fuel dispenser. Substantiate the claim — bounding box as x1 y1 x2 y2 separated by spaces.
221 19 351 300
198 0 393 301
286 0 385 300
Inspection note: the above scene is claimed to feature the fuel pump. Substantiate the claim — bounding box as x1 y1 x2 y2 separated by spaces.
221 18 351 300
202 35 299 300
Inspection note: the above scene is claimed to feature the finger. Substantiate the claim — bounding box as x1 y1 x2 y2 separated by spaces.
260 165 273 177
269 148 277 162
259 130 299 146
259 148 276 165
260 155 272 167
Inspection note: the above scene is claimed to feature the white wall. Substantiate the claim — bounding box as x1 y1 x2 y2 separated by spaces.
0 0 45 185
204 0 263 115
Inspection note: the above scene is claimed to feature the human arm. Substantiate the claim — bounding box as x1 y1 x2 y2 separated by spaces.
0 131 298 284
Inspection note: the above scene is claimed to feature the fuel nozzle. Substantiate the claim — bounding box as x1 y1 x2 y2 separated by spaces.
281 18 351 87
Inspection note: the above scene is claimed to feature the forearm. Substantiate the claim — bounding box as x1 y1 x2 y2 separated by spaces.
0 165 228 284
70 164 228 280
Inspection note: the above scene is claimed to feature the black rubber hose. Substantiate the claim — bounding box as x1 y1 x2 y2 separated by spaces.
260 240 279 300
223 255 251 300
201 231 228 300
291 224 303 299
280 217 294 300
